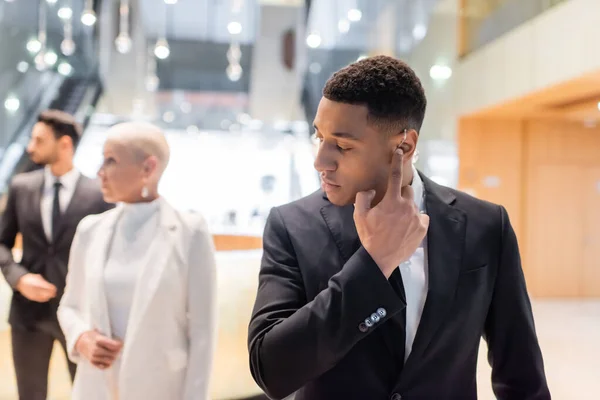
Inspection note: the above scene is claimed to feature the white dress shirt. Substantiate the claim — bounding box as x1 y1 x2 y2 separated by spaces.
41 166 81 241
400 167 428 361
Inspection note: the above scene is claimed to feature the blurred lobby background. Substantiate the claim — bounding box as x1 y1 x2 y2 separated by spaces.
0 0 599 398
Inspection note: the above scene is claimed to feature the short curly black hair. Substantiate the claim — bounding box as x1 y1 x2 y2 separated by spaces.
323 55 427 133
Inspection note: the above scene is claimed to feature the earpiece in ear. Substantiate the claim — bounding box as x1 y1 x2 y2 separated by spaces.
400 129 407 147
396 129 408 151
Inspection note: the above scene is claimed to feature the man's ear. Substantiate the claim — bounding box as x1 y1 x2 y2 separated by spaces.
390 128 418 158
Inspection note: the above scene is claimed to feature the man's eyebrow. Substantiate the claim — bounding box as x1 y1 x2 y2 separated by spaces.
313 124 359 140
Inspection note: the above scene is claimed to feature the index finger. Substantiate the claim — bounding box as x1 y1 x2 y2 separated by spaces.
383 147 404 202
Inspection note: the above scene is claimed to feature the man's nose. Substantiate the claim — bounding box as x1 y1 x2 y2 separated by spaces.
313 146 335 173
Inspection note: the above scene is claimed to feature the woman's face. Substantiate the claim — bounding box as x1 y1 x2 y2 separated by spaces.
98 140 148 203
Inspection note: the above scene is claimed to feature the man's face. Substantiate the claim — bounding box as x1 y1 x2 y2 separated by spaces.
313 98 402 206
26 122 60 165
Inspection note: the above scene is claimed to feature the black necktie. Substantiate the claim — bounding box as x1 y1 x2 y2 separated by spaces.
52 180 62 241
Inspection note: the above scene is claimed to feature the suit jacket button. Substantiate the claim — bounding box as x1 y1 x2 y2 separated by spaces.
390 394 402 400
377 308 387 318
358 322 368 333
370 313 380 323
364 318 374 328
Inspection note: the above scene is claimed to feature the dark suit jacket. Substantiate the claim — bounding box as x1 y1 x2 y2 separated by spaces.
0 169 113 329
248 174 550 400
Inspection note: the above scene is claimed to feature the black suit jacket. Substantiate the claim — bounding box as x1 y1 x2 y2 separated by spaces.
248 174 550 400
0 169 113 329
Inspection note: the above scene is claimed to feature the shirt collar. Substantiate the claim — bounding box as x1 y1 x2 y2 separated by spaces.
411 165 425 212
44 165 80 191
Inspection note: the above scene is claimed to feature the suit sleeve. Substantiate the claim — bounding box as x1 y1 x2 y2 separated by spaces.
248 207 405 400
484 206 551 399
57 218 93 363
0 179 28 288
183 216 217 400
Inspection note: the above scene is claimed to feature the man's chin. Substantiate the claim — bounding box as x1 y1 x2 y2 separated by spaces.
324 191 354 207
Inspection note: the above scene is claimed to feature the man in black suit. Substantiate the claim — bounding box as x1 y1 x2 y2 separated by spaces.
248 56 550 400
0 110 113 400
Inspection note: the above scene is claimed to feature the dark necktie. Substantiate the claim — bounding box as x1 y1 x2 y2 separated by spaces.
52 180 62 241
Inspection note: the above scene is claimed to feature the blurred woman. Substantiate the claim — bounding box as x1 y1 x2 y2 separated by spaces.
58 122 217 400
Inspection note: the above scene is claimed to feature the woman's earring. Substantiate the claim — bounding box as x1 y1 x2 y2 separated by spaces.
141 186 149 199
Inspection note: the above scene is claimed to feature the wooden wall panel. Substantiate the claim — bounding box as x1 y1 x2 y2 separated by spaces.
525 120 600 166
524 164 584 297
459 116 600 298
457 118 525 242
582 166 600 297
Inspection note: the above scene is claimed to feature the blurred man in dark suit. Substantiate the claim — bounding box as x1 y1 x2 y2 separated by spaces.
0 110 113 400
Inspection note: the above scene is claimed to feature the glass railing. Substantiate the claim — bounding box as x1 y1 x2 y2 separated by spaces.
459 0 569 57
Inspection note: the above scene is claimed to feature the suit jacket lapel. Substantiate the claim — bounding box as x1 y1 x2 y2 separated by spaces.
30 171 48 243
88 209 121 337
320 201 359 264
320 195 407 367
121 199 180 366
403 175 466 374
53 175 87 241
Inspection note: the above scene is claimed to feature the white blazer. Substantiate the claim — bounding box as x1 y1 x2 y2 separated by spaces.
58 198 217 400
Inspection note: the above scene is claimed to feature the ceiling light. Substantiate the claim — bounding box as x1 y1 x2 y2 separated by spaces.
61 38 76 56
227 44 242 64
34 51 47 71
115 33 132 54
58 7 72 20
4 0 16 3
429 64 452 80
154 39 170 59
227 21 242 35
4 94 20 112
26 38 42 54
17 61 29 73
306 33 321 48
338 19 350 34
44 50 58 66
46 0 57 4
58 62 73 76
347 9 362 22
164 0 177 4
226 64 242 81
413 24 427 40
81 10 97 26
